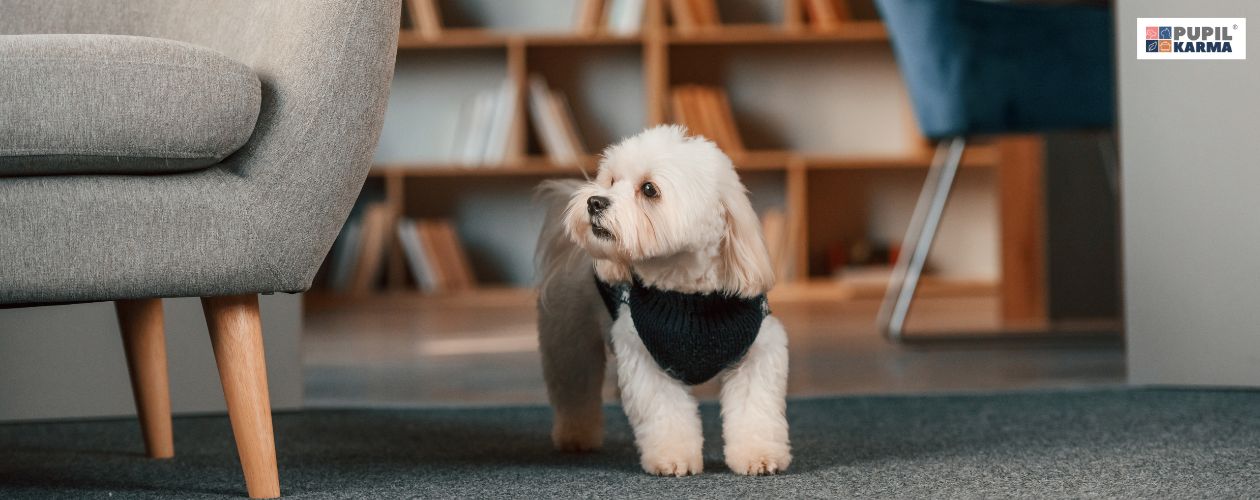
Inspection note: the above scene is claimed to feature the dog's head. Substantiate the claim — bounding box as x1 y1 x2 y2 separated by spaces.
563 125 773 297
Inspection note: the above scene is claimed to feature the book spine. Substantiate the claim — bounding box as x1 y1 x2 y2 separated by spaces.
529 76 569 165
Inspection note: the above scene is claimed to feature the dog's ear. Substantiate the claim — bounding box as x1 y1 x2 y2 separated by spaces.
718 188 775 297
594 259 632 283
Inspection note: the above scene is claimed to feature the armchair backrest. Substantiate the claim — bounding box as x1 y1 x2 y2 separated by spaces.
0 0 401 292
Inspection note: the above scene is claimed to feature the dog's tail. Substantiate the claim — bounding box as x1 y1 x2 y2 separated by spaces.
534 179 590 311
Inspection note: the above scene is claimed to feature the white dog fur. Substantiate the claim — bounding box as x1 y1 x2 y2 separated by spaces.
535 125 791 476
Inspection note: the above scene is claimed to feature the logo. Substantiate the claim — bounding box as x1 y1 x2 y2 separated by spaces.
1138 18 1247 60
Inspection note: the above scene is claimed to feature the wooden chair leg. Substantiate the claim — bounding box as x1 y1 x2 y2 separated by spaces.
202 294 280 499
115 298 175 459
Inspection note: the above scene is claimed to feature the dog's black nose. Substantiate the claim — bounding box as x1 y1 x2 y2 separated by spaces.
587 196 610 215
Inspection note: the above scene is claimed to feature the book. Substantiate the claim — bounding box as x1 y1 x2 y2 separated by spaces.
529 76 570 165
670 86 695 129
605 0 645 35
397 218 437 292
329 193 395 292
804 0 851 31
784 0 805 31
833 0 853 23
689 0 720 27
670 85 745 154
415 220 449 291
406 0 443 38
405 218 478 292
574 0 605 34
448 79 522 167
482 79 519 165
448 97 474 161
708 87 745 153
529 75 585 166
669 0 697 32
327 211 364 292
695 87 727 149
348 203 394 294
460 89 496 166
551 93 588 160
431 220 477 290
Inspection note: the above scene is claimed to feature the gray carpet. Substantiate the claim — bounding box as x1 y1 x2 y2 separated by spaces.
1 389 1258 498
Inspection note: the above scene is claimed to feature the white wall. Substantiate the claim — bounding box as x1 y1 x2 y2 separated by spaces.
0 295 303 422
1119 0 1260 386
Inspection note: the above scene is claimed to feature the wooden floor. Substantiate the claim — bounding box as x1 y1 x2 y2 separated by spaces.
304 288 1125 407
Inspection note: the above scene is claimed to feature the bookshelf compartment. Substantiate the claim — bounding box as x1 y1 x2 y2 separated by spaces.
668 44 918 157
706 0 788 25
662 0 884 35
398 176 551 287
320 1 1044 314
804 168 1000 284
438 0 584 32
525 45 647 156
376 49 512 166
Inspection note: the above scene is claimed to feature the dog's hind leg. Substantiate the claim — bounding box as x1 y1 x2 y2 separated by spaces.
538 278 607 452
719 316 791 475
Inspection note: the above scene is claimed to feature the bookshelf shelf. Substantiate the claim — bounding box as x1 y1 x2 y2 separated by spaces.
397 29 646 49
304 277 997 313
368 145 1001 178
395 23 888 50
370 160 590 178
397 28 509 49
801 146 1001 171
526 33 646 47
666 22 887 45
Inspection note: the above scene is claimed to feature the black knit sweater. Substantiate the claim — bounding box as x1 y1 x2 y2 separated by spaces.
596 275 769 385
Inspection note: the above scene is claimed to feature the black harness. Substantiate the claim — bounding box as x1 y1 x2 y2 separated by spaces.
595 275 770 385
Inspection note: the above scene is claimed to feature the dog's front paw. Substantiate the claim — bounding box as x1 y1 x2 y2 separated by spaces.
640 451 704 477
725 442 791 476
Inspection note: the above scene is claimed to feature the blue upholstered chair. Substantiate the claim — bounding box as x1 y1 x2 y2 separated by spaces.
873 0 1115 339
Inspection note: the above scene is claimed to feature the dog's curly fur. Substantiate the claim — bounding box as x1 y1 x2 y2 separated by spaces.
536 125 791 476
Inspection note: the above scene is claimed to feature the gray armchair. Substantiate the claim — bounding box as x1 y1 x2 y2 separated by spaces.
0 0 400 497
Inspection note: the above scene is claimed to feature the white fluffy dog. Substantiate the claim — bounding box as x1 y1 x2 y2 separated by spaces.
535 125 791 476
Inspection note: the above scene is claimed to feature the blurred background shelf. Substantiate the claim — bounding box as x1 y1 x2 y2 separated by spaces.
666 21 887 44
305 276 996 314
368 144 1001 178
398 29 645 49
396 22 888 50
324 0 1054 330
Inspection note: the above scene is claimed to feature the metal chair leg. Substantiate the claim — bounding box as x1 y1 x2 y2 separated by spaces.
878 137 967 341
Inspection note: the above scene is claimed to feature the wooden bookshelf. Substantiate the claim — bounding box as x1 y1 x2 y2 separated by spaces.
331 0 1048 324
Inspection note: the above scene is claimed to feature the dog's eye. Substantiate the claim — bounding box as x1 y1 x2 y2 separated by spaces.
640 182 659 199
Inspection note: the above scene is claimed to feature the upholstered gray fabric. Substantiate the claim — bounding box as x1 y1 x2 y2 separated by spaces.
0 34 261 176
0 0 400 304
